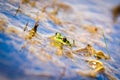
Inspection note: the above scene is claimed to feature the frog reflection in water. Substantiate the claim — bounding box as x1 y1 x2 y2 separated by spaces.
74 44 110 60
50 32 74 56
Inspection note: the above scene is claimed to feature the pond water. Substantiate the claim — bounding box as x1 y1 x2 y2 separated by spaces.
0 0 120 80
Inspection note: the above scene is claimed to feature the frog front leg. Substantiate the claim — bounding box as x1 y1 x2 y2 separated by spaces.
56 44 63 56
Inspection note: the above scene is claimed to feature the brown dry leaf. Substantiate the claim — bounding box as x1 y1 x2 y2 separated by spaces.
25 29 36 39
39 48 52 60
6 27 20 34
29 39 41 45
79 38 87 43
86 44 96 55
74 44 96 57
0 19 7 31
87 60 104 70
86 60 105 77
112 4 120 22
74 44 110 60
50 8 59 15
21 0 29 4
41 5 48 13
48 14 61 25
35 15 40 21
25 21 39 39
83 25 98 34
95 51 110 60
65 51 74 58
56 2 72 12
44 53 52 60
69 25 76 31
29 1 36 7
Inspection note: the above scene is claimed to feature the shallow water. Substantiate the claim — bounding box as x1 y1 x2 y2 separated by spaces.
0 0 120 80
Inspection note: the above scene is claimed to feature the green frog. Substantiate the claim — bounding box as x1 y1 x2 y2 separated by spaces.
50 32 75 56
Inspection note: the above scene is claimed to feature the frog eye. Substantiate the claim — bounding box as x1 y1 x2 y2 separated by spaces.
55 32 61 36
62 37 67 42
55 32 58 35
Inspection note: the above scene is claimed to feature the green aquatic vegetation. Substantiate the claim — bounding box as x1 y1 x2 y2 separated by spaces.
48 14 62 25
102 31 111 59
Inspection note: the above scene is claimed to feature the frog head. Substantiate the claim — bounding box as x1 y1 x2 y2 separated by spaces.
55 32 62 39
54 32 74 47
